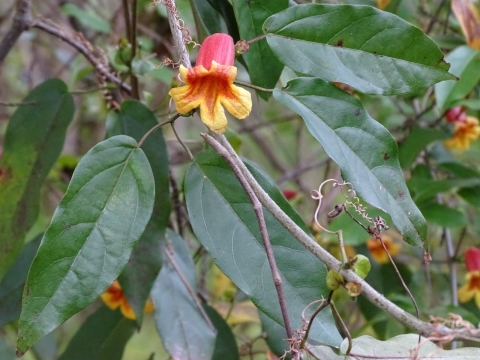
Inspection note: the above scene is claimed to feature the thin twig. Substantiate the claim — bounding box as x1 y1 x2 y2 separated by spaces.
137 113 180 147
31 19 131 94
330 300 352 354
234 80 274 93
247 34 266 44
171 122 194 161
0 0 32 64
425 0 448 34
162 0 191 68
202 132 294 341
164 247 216 332
213 134 476 342
300 292 333 349
169 172 184 237
129 0 140 99
0 101 37 106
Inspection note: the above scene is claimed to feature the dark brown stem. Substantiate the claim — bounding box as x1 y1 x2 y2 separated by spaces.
169 172 183 237
0 101 37 107
0 0 32 65
300 291 333 349
425 0 448 34
330 300 352 354
378 234 420 321
164 246 216 332
201 132 294 341
31 19 131 94
137 113 180 147
247 34 266 44
129 0 140 99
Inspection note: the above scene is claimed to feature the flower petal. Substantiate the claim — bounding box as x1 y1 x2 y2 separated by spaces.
199 96 228 134
220 84 252 120
458 283 475 303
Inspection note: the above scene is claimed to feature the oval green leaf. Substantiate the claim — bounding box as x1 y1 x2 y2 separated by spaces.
264 4 455 95
0 79 74 279
152 230 216 360
273 77 426 248
185 150 342 347
108 100 171 324
16 135 155 355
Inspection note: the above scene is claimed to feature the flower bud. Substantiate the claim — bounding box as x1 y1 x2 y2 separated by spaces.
326 269 344 291
465 247 480 272
282 190 298 200
196 33 235 70
235 40 249 55
445 106 467 123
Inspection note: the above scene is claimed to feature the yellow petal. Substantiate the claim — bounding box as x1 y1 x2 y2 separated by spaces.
168 62 252 134
458 283 475 303
144 299 155 314
120 302 136 320
100 291 121 310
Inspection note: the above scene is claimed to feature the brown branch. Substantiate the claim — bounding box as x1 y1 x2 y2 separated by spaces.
202 133 294 341
31 19 131 94
213 134 479 343
0 0 32 65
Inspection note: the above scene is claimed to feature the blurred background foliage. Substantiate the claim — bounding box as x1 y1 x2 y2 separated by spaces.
1 0 480 359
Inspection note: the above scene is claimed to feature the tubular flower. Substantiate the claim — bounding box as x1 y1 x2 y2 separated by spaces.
168 33 252 134
444 106 467 123
458 247 480 308
101 280 154 320
366 236 401 264
444 116 480 150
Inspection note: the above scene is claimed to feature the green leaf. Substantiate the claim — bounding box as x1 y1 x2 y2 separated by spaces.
232 0 287 100
434 46 480 112
339 334 480 358
190 0 223 41
204 305 240 360
0 79 74 279
206 0 240 42
0 235 42 327
16 135 155 355
264 4 455 95
420 203 467 228
58 305 136 360
185 150 342 346
152 230 216 360
260 311 291 360
109 100 171 324
398 127 450 169
61 4 111 33
408 177 480 203
273 77 426 248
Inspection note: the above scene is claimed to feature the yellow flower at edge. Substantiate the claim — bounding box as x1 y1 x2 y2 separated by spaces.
168 33 252 134
445 116 480 150
366 236 401 264
101 280 154 320
458 247 480 308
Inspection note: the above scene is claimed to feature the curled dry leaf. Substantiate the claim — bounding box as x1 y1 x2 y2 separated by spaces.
452 0 480 50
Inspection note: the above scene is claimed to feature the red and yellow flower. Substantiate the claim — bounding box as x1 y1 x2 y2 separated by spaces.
169 33 252 134
101 280 154 320
458 247 480 308
366 235 401 264
444 115 480 150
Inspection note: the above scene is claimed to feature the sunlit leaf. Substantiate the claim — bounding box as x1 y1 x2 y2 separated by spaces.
274 77 426 248
0 79 74 279
16 135 155 355
264 4 455 95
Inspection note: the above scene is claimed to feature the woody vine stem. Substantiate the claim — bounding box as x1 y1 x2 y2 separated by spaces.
163 0 480 345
